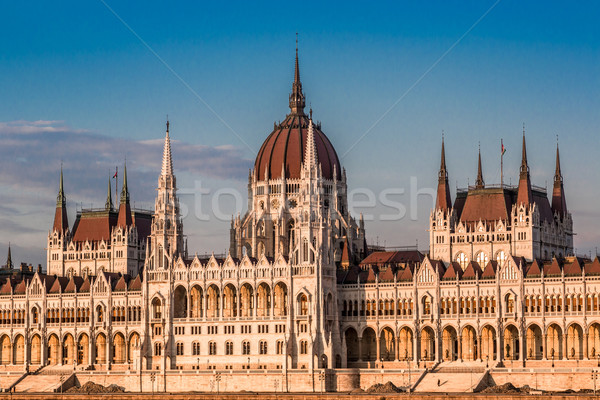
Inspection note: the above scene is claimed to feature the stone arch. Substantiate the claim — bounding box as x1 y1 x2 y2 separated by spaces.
113 332 126 364
12 334 24 365
461 325 478 361
190 285 203 318
77 333 89 365
297 292 309 316
256 282 271 317
274 282 288 317
240 283 254 317
588 322 600 358
380 326 395 361
481 325 497 361
48 334 60 365
546 323 563 360
566 322 583 360
95 333 107 364
151 297 163 320
361 327 377 361
503 324 519 360
173 285 188 319
206 284 220 318
344 327 359 362
526 323 543 360
420 326 436 361
63 333 75 365
442 325 458 361
398 326 414 361
31 334 42 365
128 332 140 364
223 283 238 318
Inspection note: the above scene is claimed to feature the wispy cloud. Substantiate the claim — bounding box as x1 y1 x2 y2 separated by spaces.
0 120 252 264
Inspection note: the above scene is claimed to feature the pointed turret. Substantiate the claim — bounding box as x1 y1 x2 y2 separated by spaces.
117 162 132 227
105 176 113 211
475 147 484 189
305 118 318 168
552 142 567 217
516 128 533 206
288 35 305 115
5 243 12 269
435 138 452 212
161 119 173 177
52 166 69 233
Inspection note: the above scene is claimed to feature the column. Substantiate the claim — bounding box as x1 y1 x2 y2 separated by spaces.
106 338 111 369
496 326 503 364
458 335 463 362
562 331 567 360
478 335 483 361
414 332 420 366
376 332 381 364
584 333 589 360
543 334 548 360
357 336 362 362
89 335 94 366
394 331 399 361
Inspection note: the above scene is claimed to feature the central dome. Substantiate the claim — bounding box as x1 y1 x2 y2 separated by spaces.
254 47 341 181
254 113 341 181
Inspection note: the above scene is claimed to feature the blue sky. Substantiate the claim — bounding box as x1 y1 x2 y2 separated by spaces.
1 1 599 265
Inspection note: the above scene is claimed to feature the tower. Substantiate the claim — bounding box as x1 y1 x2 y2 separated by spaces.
47 167 69 275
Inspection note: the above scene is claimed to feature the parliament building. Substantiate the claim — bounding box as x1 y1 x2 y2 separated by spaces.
0 48 598 393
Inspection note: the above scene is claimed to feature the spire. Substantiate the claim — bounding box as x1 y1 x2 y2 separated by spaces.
117 162 132 228
305 118 318 168
56 164 65 207
435 136 452 212
52 166 69 233
517 127 533 206
288 34 305 115
5 243 12 269
161 119 173 176
120 162 129 205
475 146 484 189
552 141 567 217
105 176 113 211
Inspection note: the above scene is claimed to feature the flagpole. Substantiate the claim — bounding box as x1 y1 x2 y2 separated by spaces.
115 166 118 209
501 139 504 188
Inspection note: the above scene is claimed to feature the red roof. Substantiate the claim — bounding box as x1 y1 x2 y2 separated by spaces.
459 188 512 226
564 257 583 276
72 212 118 243
442 262 463 280
481 261 497 279
462 261 482 279
526 260 542 277
254 113 341 181
360 250 424 267
544 258 563 276
587 258 600 276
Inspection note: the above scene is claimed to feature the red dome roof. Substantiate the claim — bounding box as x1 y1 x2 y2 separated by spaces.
254 113 341 181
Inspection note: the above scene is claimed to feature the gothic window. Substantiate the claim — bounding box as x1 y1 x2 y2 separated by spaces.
259 340 268 355
422 296 431 315
176 342 184 355
476 251 489 265
154 342 162 356
455 252 469 271
225 341 233 355
300 340 308 355
276 340 284 355
192 342 201 355
242 341 250 355
298 294 308 316
209 341 217 355
303 239 308 262
496 250 507 267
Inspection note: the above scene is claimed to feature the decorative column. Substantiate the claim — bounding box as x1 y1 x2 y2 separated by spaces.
458 335 463 362
584 333 589 360
357 336 362 362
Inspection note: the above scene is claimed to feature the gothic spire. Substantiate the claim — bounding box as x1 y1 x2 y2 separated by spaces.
435 136 452 212
117 161 132 228
552 141 567 217
289 34 305 115
105 176 113 211
305 118 318 169
5 243 12 269
161 119 173 177
517 127 533 206
120 162 129 205
52 166 69 233
475 146 484 189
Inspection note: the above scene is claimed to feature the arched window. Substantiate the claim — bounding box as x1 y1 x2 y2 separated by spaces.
276 340 284 355
298 294 308 316
455 252 469 271
476 251 489 265
209 341 217 355
192 342 200 355
154 342 162 356
242 341 250 355
225 341 233 355
422 296 431 315
259 340 268 355
496 250 507 267
176 342 184 356
300 340 308 355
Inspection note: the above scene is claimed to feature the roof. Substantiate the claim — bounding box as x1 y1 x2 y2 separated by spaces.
360 250 424 267
71 209 152 243
254 113 341 181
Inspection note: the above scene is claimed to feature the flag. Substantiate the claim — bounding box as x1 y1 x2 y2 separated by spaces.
501 141 506 156
113 167 118 179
